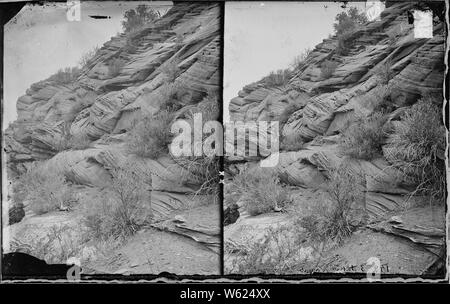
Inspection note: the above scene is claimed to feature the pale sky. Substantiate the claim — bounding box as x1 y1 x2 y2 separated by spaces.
224 1 367 122
3 1 171 130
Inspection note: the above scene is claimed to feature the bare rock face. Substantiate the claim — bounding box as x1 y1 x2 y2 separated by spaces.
5 3 221 228
225 2 446 275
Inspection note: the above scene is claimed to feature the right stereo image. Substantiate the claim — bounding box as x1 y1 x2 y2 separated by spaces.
223 1 446 277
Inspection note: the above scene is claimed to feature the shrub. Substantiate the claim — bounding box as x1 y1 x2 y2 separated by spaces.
299 165 365 244
17 162 73 215
79 46 100 69
281 133 304 151
376 59 393 85
333 6 367 36
175 33 184 44
336 32 352 56
127 110 174 159
278 102 302 126
184 89 220 122
55 125 91 152
49 67 81 84
339 112 387 160
320 60 339 79
159 61 181 83
10 224 89 264
226 225 314 274
157 82 186 112
290 48 312 70
384 96 446 202
387 25 403 45
372 85 395 113
262 69 292 87
67 133 91 150
108 58 126 77
122 4 160 33
176 156 220 203
333 7 367 56
82 163 151 242
231 167 291 216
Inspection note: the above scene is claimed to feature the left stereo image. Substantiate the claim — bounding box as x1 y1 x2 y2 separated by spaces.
2 1 222 278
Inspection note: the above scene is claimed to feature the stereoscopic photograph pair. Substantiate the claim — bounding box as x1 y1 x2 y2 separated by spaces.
1 1 447 281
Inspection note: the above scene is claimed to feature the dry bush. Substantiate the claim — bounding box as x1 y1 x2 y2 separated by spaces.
122 4 160 33
55 125 91 152
262 69 292 87
17 162 73 215
157 82 187 112
82 163 151 242
226 225 314 274
79 46 100 69
384 96 446 203
339 112 388 160
281 133 304 152
335 31 353 56
10 224 89 264
333 7 368 36
278 102 302 127
320 60 339 79
176 156 220 203
231 167 291 216
290 48 312 70
376 59 394 85
68 133 91 150
49 67 81 84
372 85 395 113
332 7 367 56
108 58 126 77
159 61 180 83
184 89 220 122
127 110 174 159
300 165 365 245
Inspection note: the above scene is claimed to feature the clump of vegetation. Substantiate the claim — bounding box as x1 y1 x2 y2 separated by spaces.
175 33 184 44
333 6 368 35
376 59 394 85
16 162 73 215
122 4 161 33
300 165 365 245
108 58 126 77
184 89 220 122
281 132 304 151
231 167 291 216
127 110 174 159
336 32 353 56
82 163 151 242
78 45 100 69
156 81 189 112
290 48 312 70
226 225 314 274
262 69 292 87
10 224 89 265
67 133 91 150
159 61 181 83
49 67 81 84
339 112 387 160
320 60 339 79
55 124 91 152
387 25 403 45
333 7 367 56
384 96 446 203
176 156 221 204
278 102 302 127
